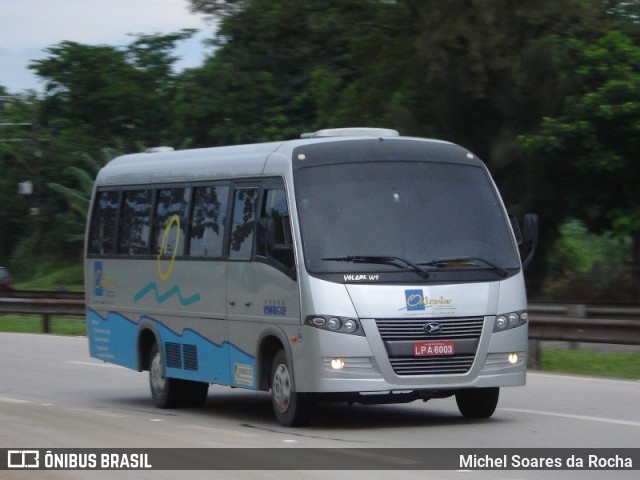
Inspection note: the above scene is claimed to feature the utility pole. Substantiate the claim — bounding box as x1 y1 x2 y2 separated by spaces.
0 94 32 142
0 93 41 215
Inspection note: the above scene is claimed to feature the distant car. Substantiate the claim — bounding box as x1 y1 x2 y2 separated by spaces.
0 267 13 291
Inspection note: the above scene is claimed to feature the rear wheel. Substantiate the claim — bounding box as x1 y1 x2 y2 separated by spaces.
455 387 499 419
180 380 209 408
148 343 208 408
271 349 313 427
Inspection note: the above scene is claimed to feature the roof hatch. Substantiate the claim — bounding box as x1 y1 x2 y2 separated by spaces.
300 128 400 139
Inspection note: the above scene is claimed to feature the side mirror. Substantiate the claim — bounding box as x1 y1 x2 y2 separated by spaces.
509 215 523 245
521 213 539 271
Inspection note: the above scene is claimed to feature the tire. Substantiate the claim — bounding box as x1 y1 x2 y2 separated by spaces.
180 380 209 408
270 349 313 427
148 342 208 408
455 387 500 419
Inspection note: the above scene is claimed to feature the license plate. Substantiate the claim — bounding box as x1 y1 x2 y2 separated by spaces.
413 340 455 357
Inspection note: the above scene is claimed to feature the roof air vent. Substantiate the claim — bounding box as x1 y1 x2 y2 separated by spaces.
301 128 400 139
146 146 174 153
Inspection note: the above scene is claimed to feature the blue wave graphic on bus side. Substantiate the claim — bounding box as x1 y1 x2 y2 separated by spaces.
87 309 138 369
133 282 201 306
87 309 256 388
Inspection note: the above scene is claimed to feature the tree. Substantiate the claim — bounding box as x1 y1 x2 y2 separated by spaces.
521 31 640 292
29 30 196 148
0 93 35 267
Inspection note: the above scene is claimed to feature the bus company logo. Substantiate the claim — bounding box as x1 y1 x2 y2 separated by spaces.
404 289 429 311
93 261 116 297
7 450 39 469
402 290 453 311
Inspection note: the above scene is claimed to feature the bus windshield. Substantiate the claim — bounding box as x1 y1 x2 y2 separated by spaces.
294 161 520 279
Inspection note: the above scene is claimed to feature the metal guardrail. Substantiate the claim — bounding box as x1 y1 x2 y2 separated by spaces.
0 296 85 333
528 302 640 345
2 290 84 300
527 302 640 369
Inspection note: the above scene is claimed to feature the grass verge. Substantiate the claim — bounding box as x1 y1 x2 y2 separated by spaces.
0 316 86 336
539 349 640 380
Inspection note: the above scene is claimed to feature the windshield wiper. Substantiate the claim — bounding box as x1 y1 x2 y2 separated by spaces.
322 255 431 279
419 256 510 277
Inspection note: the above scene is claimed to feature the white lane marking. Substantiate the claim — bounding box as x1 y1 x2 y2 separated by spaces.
501 408 640 428
180 425 261 438
527 371 640 385
0 396 30 404
69 408 131 418
65 361 124 368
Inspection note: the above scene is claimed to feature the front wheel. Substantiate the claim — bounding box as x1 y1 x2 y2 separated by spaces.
455 387 499 419
271 350 313 427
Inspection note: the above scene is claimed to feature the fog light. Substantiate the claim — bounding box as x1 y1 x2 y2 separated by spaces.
330 358 345 370
508 353 519 364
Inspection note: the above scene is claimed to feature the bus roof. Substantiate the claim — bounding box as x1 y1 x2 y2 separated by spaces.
94 130 477 187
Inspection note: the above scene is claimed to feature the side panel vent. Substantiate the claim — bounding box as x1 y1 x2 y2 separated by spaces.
182 344 199 371
165 342 182 369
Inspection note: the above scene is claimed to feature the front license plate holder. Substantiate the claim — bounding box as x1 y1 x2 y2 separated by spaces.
413 340 455 357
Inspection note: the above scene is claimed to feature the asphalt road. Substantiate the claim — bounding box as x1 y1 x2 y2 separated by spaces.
0 332 638 480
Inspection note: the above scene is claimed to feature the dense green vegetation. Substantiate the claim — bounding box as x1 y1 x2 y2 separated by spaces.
2 0 640 301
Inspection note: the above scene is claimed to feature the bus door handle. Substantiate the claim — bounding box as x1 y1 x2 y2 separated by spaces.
228 300 252 307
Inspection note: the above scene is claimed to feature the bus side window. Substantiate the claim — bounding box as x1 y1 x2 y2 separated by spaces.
118 189 153 255
229 188 259 260
152 187 190 257
257 189 294 270
189 185 229 258
88 190 119 255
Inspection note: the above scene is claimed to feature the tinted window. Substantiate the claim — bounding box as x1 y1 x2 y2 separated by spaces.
257 188 294 269
118 189 153 254
229 188 258 260
295 162 519 275
153 188 190 257
89 190 119 254
189 185 229 258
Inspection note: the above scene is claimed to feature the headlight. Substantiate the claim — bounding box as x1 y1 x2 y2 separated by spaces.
494 311 528 332
343 319 358 334
305 315 364 336
327 317 341 331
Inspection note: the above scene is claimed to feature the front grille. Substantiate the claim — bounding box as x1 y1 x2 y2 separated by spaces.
376 317 484 341
375 317 484 376
389 355 476 375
